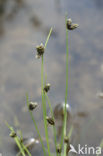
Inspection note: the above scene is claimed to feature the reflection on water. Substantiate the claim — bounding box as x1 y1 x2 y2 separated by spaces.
0 0 24 36
0 0 103 155
94 0 103 9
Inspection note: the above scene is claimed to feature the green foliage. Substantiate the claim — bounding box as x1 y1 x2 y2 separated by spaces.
6 16 78 156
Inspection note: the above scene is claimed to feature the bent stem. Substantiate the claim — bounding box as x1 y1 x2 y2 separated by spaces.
26 94 46 155
41 28 52 156
44 28 52 48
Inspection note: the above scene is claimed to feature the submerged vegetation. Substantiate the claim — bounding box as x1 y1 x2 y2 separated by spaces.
6 15 80 156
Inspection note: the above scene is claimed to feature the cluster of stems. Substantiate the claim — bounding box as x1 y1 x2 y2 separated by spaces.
6 15 77 156
28 15 71 156
5 12 103 156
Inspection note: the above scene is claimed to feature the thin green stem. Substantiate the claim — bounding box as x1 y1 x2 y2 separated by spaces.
15 137 26 156
41 56 51 156
17 130 31 156
44 28 52 48
26 94 46 155
22 144 31 156
5 122 26 156
60 14 69 151
45 94 53 116
41 28 52 156
17 144 32 156
64 14 69 156
60 125 64 148
68 125 73 139
45 93 58 156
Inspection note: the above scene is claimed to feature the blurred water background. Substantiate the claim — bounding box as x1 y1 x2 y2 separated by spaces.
0 0 103 155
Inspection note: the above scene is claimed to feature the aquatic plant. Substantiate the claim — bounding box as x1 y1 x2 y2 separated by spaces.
6 15 79 156
6 121 31 156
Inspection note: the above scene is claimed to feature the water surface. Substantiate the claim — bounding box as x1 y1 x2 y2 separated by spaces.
0 0 103 155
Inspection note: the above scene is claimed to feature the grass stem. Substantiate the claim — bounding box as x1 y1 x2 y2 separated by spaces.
44 28 52 48
45 93 58 156
26 94 46 155
41 28 52 156
64 14 69 156
41 56 51 156
5 122 26 156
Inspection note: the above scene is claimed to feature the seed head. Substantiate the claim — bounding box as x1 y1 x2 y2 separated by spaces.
43 83 51 93
68 24 79 30
66 18 79 30
64 136 69 144
29 102 38 111
36 43 45 59
10 131 17 138
56 144 62 154
46 116 55 125
67 18 72 26
66 144 71 155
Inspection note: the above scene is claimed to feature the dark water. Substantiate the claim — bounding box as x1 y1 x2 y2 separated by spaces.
0 0 103 155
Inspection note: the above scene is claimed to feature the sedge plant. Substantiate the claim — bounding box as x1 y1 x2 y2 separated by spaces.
5 121 31 156
6 15 78 156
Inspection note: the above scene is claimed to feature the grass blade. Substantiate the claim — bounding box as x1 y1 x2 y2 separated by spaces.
63 14 69 156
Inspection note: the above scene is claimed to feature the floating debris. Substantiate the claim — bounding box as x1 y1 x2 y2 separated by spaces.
43 83 51 93
35 43 45 59
53 102 72 121
66 18 79 30
21 137 39 149
46 116 55 125
76 111 88 118
31 15 42 28
29 102 38 111
97 92 103 99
